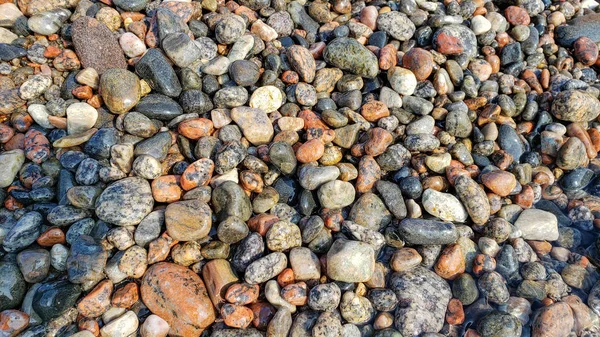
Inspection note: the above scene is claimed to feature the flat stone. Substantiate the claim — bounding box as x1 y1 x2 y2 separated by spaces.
230 106 274 145
71 16 127 74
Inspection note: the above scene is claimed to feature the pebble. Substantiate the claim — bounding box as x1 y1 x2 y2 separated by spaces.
71 17 127 74
141 263 215 336
422 189 468 222
514 209 559 241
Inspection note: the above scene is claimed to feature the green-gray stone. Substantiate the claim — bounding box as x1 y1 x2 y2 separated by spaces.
323 38 379 78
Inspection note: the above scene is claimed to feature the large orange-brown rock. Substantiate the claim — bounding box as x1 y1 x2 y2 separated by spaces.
532 302 573 337
141 262 215 337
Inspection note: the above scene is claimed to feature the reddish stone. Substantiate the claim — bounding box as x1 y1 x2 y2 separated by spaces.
504 6 530 25
0 310 29 337
296 139 325 163
514 184 534 208
568 122 598 159
434 243 465 280
221 304 253 329
446 299 465 325
480 170 517 197
532 302 574 337
0 123 14 143
281 70 299 84
225 283 260 305
43 45 61 58
247 214 279 236
202 259 239 307
178 118 214 140
72 86 93 100
402 48 434 81
159 1 194 22
36 227 65 246
147 233 178 265
435 32 463 55
24 128 50 164
111 282 139 308
573 37 599 66
277 268 295 287
281 282 308 306
379 44 397 71
239 170 263 193
180 158 214 191
361 100 389 122
364 127 393 156
356 155 381 193
151 175 182 203
248 302 276 330
298 109 329 130
359 6 377 30
391 247 422 272
141 262 216 336
53 49 81 71
78 318 100 336
77 280 113 318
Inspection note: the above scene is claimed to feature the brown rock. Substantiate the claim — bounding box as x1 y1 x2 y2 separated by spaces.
356 155 381 193
434 31 463 55
379 44 397 71
77 279 113 318
402 48 434 81
178 118 214 140
531 302 573 337
446 298 465 325
221 304 253 329
364 127 393 156
361 100 389 122
202 259 239 308
151 175 182 203
286 45 316 83
0 310 29 337
434 243 465 280
141 262 216 336
481 170 517 197
296 139 325 163
391 248 422 272
180 158 214 191
165 200 212 241
225 283 260 305
36 227 65 247
112 282 139 309
504 6 530 25
71 17 127 74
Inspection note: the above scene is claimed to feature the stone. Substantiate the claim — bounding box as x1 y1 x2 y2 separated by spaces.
32 280 82 321
0 262 26 311
141 263 215 336
71 17 127 74
326 239 375 283
67 102 98 135
135 48 181 97
376 11 415 41
249 86 283 112
421 189 468 222
0 149 24 188
514 209 559 241
551 90 600 122
531 302 574 337
454 175 490 225
318 180 355 209
390 266 452 336
230 107 274 145
95 177 154 226
397 218 458 245
244 252 287 284
100 68 140 114
100 311 139 337
165 200 212 241
323 37 379 78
